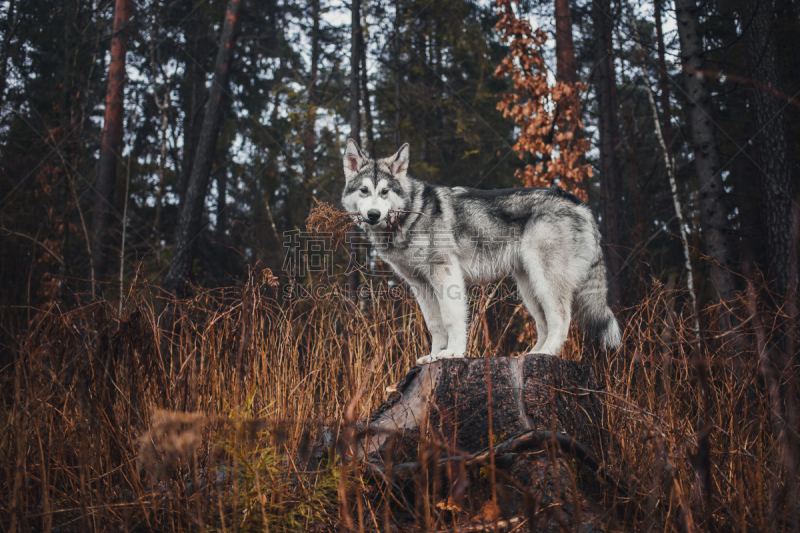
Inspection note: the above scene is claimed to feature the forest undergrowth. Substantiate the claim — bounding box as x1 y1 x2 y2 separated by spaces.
1 266 798 532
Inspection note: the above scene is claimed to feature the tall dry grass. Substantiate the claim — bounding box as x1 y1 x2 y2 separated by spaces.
0 265 798 532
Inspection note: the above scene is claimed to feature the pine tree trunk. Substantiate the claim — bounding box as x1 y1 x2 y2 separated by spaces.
164 0 241 296
303 0 320 180
179 3 209 203
554 0 577 85
149 4 169 241
394 0 401 149
215 165 228 244
349 0 361 143
744 0 798 296
591 0 625 308
90 0 130 298
0 0 16 105
675 0 734 304
348 0 362 300
743 5 799 513
554 0 587 196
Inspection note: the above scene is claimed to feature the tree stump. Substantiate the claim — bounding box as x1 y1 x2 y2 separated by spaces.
361 354 616 531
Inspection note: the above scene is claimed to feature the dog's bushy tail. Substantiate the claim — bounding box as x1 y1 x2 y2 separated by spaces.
574 250 622 350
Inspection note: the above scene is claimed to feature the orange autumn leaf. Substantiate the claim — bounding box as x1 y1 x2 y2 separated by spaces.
494 0 590 200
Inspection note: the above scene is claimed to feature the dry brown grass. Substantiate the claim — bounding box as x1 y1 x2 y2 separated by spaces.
1 265 798 531
306 200 362 250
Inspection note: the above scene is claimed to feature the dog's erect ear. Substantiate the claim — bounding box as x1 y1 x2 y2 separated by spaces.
388 143 410 181
343 138 365 181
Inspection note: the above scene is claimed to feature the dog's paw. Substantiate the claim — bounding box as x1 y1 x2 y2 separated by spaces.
417 350 466 365
433 349 457 361
416 354 434 365
433 349 466 361
526 349 555 356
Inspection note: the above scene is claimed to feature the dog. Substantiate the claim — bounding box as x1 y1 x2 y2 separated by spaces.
340 139 621 364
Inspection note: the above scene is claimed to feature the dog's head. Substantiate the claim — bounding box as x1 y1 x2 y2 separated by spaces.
341 139 410 228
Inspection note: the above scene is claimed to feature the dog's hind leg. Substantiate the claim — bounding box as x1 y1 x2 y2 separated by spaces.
538 296 571 356
514 273 548 353
521 258 573 357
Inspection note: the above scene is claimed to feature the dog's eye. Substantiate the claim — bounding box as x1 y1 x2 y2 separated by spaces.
360 187 369 194
381 189 389 196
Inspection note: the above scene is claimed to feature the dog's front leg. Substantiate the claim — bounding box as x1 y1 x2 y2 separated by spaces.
407 278 449 363
385 261 449 365
419 261 467 364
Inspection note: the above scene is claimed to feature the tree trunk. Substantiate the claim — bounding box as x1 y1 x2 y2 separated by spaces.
591 0 625 309
714 0 760 273
90 0 130 298
743 0 798 297
554 0 588 197
349 0 361 144
303 0 320 181
215 165 228 243
179 2 209 202
742 2 799 519
344 355 619 530
0 0 17 105
675 0 734 305
554 0 577 85
359 28 375 158
627 1 702 341
394 0 401 149
348 0 362 300
149 4 169 241
163 0 242 296
654 0 673 148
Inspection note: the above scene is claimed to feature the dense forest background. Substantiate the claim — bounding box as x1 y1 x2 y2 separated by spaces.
2 0 800 530
1 0 798 325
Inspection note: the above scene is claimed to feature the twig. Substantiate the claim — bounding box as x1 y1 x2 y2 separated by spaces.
0 226 65 265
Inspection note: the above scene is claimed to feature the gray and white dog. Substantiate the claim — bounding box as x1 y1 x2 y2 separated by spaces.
341 139 621 364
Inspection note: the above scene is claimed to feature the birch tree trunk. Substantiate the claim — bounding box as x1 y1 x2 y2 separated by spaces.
626 1 701 342
359 29 375 158
675 0 734 304
591 0 625 308
90 0 129 298
654 0 673 147
164 0 241 296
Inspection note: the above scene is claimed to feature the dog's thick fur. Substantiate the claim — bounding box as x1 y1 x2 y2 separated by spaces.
341 139 621 364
